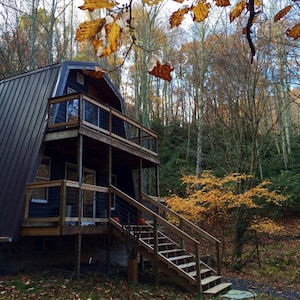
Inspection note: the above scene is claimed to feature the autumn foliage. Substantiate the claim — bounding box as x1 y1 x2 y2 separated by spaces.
166 172 287 268
75 0 299 80
76 0 300 81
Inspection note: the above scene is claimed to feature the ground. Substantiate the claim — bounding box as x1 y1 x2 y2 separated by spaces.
0 216 299 299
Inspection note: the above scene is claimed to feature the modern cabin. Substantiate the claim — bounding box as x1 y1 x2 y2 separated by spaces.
0 61 230 296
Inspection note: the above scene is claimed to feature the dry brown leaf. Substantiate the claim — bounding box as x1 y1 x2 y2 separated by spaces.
147 57 174 82
192 0 211 22
169 7 190 28
75 18 105 42
215 0 230 7
274 5 292 22
230 0 246 23
172 0 184 3
79 0 117 11
83 67 105 78
286 23 300 39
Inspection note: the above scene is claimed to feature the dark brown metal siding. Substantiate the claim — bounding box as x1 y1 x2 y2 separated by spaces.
0 65 61 240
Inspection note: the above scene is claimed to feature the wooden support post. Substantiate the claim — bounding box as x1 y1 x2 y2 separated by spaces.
108 145 112 218
155 165 159 197
74 234 82 279
78 134 83 225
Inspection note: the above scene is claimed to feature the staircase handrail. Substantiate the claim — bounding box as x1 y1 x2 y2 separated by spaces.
141 192 221 275
110 185 200 246
141 192 220 244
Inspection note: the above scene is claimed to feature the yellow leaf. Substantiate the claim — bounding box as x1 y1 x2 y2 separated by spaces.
230 0 245 23
192 0 211 22
143 0 162 5
97 20 122 57
147 57 174 82
274 5 292 23
215 0 230 7
79 0 117 11
170 7 190 28
286 23 300 40
75 18 105 42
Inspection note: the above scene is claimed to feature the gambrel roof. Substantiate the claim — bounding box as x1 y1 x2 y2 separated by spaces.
0 61 125 241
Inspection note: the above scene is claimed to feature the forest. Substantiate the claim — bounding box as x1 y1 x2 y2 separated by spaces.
1 0 299 270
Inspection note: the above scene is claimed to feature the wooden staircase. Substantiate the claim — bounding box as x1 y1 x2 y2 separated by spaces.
109 185 232 296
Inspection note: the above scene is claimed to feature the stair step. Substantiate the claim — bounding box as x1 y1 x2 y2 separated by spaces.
201 275 221 286
159 248 183 254
178 261 196 269
141 236 166 241
168 255 193 262
203 282 232 295
158 242 176 247
187 268 211 277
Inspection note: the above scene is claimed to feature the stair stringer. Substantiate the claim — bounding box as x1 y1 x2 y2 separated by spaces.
111 223 200 293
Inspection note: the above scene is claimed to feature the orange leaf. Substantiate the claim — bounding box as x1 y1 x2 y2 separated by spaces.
274 5 292 22
230 0 246 23
83 67 105 79
286 23 300 39
215 0 230 7
147 57 174 82
192 0 211 22
170 7 189 28
75 18 105 42
79 0 117 11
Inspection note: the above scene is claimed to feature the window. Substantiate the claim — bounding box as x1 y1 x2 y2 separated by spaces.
66 87 78 122
31 157 51 203
66 163 96 218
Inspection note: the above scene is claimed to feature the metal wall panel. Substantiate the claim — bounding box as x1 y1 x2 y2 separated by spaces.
0 61 126 241
0 64 61 240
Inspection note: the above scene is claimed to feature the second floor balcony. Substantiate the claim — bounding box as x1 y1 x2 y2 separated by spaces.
47 93 158 157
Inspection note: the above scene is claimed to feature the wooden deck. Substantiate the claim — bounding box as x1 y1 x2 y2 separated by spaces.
22 180 112 236
46 93 159 165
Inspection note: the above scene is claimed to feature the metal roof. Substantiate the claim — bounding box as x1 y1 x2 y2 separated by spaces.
0 61 124 240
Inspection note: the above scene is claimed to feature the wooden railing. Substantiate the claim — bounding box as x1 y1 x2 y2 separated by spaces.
141 192 221 275
47 93 158 155
109 185 220 293
23 180 109 226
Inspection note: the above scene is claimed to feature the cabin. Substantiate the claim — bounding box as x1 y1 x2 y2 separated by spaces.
0 61 231 296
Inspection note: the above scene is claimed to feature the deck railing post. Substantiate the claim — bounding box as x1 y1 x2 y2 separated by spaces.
216 240 221 275
60 180 67 226
79 94 83 126
153 215 159 287
24 187 30 221
195 242 203 295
